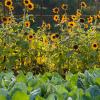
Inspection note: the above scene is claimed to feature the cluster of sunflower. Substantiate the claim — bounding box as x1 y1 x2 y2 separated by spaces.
5 0 14 11
23 0 34 11
0 1 100 75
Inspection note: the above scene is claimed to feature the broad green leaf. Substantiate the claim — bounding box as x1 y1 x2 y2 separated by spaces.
12 91 29 100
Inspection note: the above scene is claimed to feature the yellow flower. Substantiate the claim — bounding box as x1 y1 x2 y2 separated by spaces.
76 9 82 17
27 34 34 41
91 42 98 50
68 21 76 28
80 2 87 8
36 56 47 65
84 24 88 29
53 15 59 22
27 3 34 11
23 0 31 6
50 34 59 42
61 4 68 10
61 14 67 23
46 23 51 29
5 0 12 7
52 7 59 14
87 16 93 23
8 5 14 11
71 15 77 21
24 21 30 28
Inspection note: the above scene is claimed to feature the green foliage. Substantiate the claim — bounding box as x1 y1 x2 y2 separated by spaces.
0 69 99 100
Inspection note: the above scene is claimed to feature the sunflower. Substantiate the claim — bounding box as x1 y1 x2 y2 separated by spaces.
61 14 67 23
27 34 34 41
71 15 77 21
80 18 85 23
36 56 46 65
5 0 12 7
87 16 93 23
93 15 97 20
27 3 34 11
43 38 48 45
7 16 12 24
53 15 59 22
84 24 88 29
97 14 100 19
2 17 8 24
23 0 30 6
80 2 87 8
68 21 76 28
8 6 14 11
50 33 59 42
52 7 59 14
24 21 30 27
61 4 68 10
46 23 51 29
92 42 98 50
76 10 82 17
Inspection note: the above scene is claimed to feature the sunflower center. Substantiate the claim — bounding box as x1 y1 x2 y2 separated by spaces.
93 44 97 47
25 0 28 4
7 1 11 5
29 35 33 39
73 45 78 50
28 4 32 8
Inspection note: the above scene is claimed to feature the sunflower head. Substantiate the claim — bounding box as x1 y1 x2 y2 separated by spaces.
61 4 68 10
71 15 77 21
24 21 30 28
61 14 67 23
28 34 34 41
52 7 59 14
23 0 30 6
53 15 59 22
8 6 14 11
5 0 12 7
80 2 87 8
46 23 51 29
68 21 76 28
27 3 34 11
87 16 93 23
50 33 59 42
92 42 98 50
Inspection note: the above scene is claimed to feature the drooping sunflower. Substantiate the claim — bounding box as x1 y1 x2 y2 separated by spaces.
52 7 59 14
23 0 30 6
61 4 68 10
5 0 12 7
24 21 30 27
91 42 98 50
27 3 34 11
68 21 76 28
50 33 59 42
53 15 59 22
87 16 93 23
80 2 87 8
